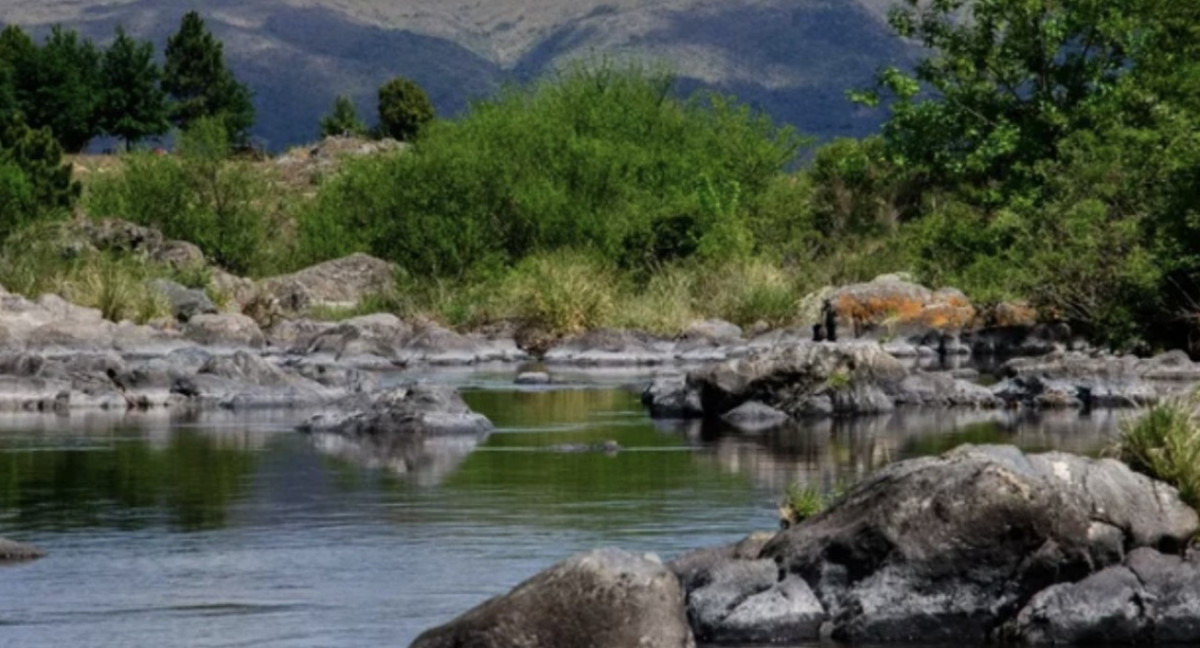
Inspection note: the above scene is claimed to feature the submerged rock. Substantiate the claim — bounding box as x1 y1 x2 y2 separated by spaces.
410 548 694 648
0 537 44 563
300 383 492 438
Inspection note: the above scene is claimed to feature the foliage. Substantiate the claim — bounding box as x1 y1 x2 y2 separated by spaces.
1118 392 1200 511
780 482 842 528
301 63 802 280
163 11 255 141
0 116 78 239
20 26 103 153
99 28 169 148
376 77 434 142
85 118 278 275
0 224 171 324
320 94 367 138
500 251 617 336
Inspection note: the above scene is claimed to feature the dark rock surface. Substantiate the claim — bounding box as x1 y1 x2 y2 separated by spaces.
755 445 1197 643
410 548 694 648
147 278 218 322
300 383 493 438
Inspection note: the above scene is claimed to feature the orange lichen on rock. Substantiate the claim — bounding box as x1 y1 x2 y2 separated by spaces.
825 275 977 337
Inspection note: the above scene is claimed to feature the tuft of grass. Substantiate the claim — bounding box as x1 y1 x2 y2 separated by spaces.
779 482 842 528
499 251 617 336
1118 391 1200 510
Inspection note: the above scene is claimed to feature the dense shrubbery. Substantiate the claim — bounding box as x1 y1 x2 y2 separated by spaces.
85 118 282 276
299 63 804 281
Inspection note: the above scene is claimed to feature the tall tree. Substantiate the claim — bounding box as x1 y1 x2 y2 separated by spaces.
377 77 434 142
99 28 169 149
319 94 367 138
25 26 102 152
0 25 35 123
163 11 255 142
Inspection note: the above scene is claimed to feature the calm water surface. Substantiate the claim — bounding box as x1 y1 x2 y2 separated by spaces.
0 369 1128 647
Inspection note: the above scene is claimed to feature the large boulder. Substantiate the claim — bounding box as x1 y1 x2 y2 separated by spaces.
818 274 976 343
411 548 695 648
1003 547 1200 644
757 445 1198 643
257 253 395 313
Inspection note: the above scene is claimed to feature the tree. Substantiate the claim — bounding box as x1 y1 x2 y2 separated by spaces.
25 26 103 152
854 0 1197 204
319 94 367 138
163 11 255 142
377 77 434 141
0 25 35 122
0 115 79 239
99 28 169 149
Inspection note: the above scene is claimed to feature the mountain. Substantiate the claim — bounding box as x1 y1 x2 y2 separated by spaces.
0 0 915 150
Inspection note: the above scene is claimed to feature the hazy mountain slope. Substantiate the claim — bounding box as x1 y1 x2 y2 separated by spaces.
0 0 912 149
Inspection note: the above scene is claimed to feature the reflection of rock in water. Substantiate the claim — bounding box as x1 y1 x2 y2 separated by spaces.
692 409 1123 494
308 431 479 486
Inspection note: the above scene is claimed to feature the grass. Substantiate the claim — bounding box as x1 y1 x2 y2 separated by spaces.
1118 391 1200 510
779 482 843 528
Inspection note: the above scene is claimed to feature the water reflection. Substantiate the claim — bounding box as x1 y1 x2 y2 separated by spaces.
0 424 260 532
685 408 1128 494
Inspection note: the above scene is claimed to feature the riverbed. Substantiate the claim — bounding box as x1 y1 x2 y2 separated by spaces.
0 368 1126 647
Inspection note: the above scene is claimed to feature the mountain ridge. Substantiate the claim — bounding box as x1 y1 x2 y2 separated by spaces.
0 0 913 149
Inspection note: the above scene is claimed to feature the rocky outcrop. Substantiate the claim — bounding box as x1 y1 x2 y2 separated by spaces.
0 537 45 563
817 273 976 344
643 342 999 422
411 548 694 648
300 315 527 366
672 445 1199 644
183 313 265 349
300 383 492 438
990 350 1200 408
70 217 206 269
256 253 395 313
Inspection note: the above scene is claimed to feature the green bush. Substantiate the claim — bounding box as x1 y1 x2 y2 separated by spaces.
377 77 434 142
301 62 802 281
85 117 280 276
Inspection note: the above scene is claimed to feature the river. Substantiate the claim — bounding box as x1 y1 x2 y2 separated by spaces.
0 367 1125 647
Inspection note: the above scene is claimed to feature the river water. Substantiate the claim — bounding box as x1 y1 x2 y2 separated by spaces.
0 368 1126 647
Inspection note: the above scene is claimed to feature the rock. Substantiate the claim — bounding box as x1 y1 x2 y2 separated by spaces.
543 328 673 365
147 278 217 322
184 313 265 348
1004 547 1200 644
174 351 335 409
683 319 743 341
411 548 694 648
822 274 976 341
0 537 44 563
688 342 908 418
257 253 395 314
209 269 256 308
643 373 703 419
758 445 1198 643
893 371 1002 408
300 383 492 438
685 557 824 644
266 318 335 349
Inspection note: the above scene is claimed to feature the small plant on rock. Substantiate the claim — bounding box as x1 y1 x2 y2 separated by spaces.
779 482 842 528
1118 391 1200 510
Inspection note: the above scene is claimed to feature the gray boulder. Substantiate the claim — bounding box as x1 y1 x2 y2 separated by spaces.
300 383 492 438
758 445 1198 643
147 278 217 322
257 253 395 313
1004 547 1200 644
643 373 703 419
411 548 695 648
543 328 673 365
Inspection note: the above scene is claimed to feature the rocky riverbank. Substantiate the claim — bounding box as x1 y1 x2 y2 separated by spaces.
410 444 1200 646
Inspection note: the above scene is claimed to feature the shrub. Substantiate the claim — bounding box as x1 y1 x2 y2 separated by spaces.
320 94 367 138
302 62 802 281
377 77 434 142
499 251 617 336
1118 392 1200 510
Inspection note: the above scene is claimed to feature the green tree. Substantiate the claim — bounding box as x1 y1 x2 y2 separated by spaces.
377 77 434 141
0 25 36 121
0 115 78 239
163 11 255 142
99 27 169 149
319 94 367 138
25 26 103 152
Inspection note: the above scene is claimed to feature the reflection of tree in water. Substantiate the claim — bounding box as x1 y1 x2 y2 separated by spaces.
0 429 258 532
